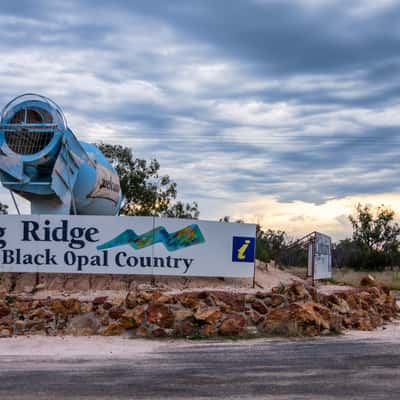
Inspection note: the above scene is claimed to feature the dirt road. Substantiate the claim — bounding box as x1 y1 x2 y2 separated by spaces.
0 322 399 399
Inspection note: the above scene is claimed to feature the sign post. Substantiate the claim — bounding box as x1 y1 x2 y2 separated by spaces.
307 232 332 283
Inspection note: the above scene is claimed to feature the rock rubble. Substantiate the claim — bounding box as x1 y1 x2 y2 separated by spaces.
0 283 398 338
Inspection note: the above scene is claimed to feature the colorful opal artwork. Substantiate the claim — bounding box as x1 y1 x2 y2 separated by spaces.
97 224 206 252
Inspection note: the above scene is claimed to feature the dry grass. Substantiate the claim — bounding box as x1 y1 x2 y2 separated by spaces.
282 266 400 290
333 268 400 290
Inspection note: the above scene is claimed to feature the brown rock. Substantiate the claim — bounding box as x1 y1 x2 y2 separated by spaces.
138 291 153 304
331 298 351 314
15 300 31 314
219 314 246 336
355 318 373 331
125 291 138 309
147 304 175 328
178 293 200 309
120 306 145 329
288 283 311 302
263 303 330 337
154 294 172 304
25 320 45 332
194 307 222 324
108 307 125 320
0 327 12 338
81 303 94 314
252 300 269 314
174 309 193 322
134 326 149 337
360 274 376 287
178 320 196 337
211 292 245 312
152 328 167 338
329 313 344 332
51 299 81 317
93 296 108 306
14 273 36 293
102 322 124 336
345 294 359 309
271 294 285 307
14 320 25 332
200 324 217 337
245 294 256 303
29 308 54 322
67 313 100 336
0 301 10 318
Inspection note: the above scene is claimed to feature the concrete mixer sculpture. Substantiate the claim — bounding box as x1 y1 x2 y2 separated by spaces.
0 94 122 215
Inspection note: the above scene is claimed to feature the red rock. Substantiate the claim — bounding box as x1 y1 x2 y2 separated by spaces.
93 296 108 306
103 302 113 310
252 300 269 314
219 314 246 336
178 320 196 336
147 304 175 328
211 292 245 312
102 322 124 336
108 307 125 320
194 307 222 324
0 301 10 318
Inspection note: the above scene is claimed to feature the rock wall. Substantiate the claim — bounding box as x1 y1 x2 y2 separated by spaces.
0 283 398 338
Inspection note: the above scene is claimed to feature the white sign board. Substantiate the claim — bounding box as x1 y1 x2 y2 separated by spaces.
0 215 256 278
314 232 332 279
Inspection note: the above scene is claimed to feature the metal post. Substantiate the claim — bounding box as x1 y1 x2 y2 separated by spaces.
311 234 316 287
252 261 256 288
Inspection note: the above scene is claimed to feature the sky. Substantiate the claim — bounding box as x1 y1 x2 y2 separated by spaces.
0 0 399 241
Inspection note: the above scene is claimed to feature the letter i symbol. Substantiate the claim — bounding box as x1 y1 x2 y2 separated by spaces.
237 240 250 260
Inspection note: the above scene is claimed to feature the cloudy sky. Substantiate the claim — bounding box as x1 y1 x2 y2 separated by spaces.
0 0 399 240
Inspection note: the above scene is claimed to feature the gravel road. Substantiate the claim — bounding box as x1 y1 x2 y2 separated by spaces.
0 321 399 399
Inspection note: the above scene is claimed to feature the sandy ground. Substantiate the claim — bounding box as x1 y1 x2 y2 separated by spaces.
0 317 398 359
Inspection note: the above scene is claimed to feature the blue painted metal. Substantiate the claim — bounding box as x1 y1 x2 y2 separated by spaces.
0 94 122 215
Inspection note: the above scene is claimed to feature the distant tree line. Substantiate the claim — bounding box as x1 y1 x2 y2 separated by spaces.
332 204 400 271
253 203 400 271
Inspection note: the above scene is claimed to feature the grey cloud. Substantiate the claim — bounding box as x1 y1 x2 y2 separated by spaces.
0 0 398 212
